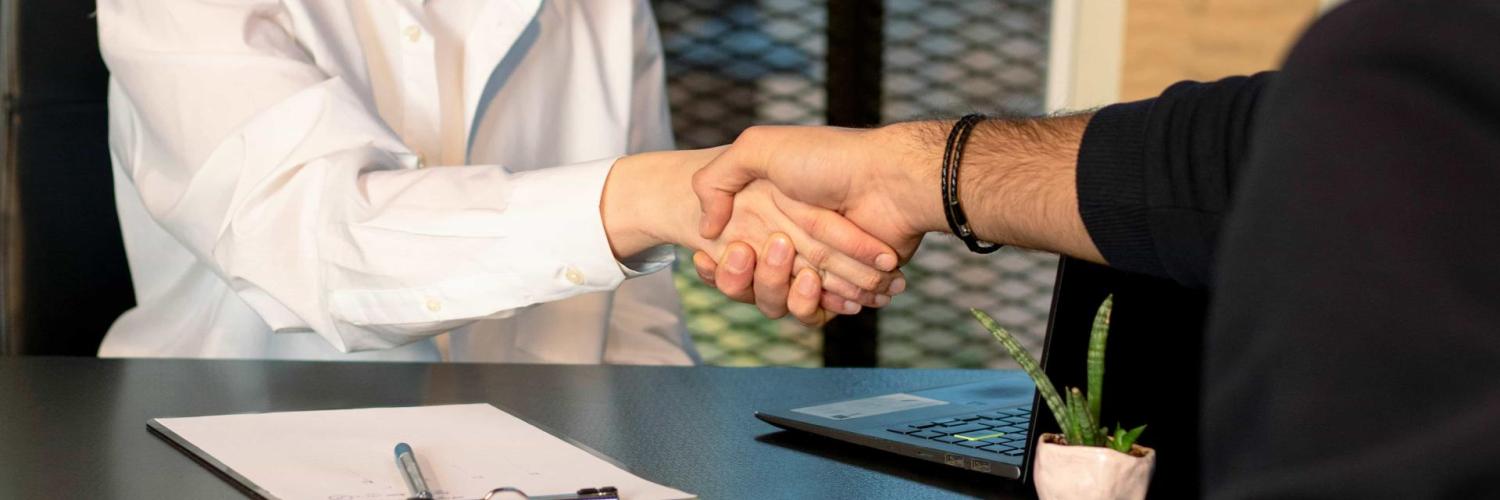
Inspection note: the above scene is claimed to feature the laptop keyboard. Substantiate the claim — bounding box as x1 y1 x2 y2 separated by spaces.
885 406 1032 458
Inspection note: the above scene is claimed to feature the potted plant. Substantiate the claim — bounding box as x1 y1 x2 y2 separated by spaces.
972 295 1155 500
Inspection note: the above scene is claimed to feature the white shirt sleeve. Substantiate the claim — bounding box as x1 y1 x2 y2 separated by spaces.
98 1 656 353
617 0 682 276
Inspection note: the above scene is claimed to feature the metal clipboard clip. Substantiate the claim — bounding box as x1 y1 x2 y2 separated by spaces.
481 485 620 500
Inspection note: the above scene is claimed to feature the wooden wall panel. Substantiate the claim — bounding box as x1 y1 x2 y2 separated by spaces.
1120 0 1321 101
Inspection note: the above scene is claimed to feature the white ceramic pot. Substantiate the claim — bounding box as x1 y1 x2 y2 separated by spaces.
1033 433 1156 500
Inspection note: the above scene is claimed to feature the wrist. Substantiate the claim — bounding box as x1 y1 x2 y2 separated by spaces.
872 121 949 234
600 151 708 260
941 114 1093 255
601 154 668 259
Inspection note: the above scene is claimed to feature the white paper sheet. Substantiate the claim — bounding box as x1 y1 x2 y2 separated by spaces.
152 404 693 500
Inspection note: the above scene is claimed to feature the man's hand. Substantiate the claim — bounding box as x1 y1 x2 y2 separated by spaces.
688 117 1105 314
692 125 947 258
601 147 905 324
686 125 945 316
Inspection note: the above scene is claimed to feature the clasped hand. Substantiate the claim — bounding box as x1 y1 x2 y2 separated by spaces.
685 125 948 321
602 145 912 324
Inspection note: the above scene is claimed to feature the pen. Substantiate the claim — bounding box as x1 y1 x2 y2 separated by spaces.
394 442 434 500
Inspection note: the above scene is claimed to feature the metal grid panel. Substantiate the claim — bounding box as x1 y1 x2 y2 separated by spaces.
880 0 1055 368
654 0 827 366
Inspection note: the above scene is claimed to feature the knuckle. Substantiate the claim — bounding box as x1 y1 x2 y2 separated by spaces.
690 167 709 190
734 125 768 145
804 244 831 266
824 275 858 298
861 239 891 261
757 300 788 319
717 275 748 297
804 212 832 238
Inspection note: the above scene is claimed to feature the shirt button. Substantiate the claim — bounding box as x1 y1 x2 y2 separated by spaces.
565 267 585 285
404 25 422 43
425 298 443 313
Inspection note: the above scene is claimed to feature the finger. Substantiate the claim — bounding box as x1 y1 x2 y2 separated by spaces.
714 242 757 304
692 169 740 240
822 270 876 306
889 274 908 295
752 234 796 319
789 255 859 303
781 222 899 295
693 134 771 239
786 267 822 321
788 269 826 325
795 208 901 272
692 251 717 286
822 291 861 315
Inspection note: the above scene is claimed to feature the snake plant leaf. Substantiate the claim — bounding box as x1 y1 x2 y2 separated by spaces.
1069 387 1101 446
1116 424 1147 452
1087 295 1113 426
973 308 1073 437
1062 387 1083 444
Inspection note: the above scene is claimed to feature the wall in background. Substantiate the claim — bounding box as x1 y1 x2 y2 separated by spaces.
1120 0 1322 101
1049 0 1327 111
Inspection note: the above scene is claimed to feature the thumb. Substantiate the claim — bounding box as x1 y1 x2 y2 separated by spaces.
692 146 766 239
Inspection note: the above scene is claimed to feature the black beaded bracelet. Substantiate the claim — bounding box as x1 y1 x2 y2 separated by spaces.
941 113 1003 254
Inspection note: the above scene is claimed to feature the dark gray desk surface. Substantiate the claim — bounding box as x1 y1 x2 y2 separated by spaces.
0 357 1035 499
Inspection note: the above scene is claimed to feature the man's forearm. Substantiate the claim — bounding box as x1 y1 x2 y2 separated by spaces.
880 114 1104 263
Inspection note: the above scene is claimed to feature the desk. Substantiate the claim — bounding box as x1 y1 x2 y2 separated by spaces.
0 357 1034 498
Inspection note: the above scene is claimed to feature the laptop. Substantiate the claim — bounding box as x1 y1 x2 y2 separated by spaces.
755 373 1039 478
755 257 1209 488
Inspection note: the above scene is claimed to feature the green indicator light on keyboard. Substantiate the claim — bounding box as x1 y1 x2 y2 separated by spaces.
954 431 1005 441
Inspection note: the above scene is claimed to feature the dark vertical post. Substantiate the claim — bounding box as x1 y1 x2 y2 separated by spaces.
822 0 883 367
0 0 19 356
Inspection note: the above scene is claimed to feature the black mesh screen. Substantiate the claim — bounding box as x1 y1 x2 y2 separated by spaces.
653 0 1053 367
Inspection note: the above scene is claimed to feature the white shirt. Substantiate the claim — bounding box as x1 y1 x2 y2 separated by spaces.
95 0 695 365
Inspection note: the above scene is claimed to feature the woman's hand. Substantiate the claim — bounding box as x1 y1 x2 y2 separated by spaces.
601 147 902 324
687 182 906 324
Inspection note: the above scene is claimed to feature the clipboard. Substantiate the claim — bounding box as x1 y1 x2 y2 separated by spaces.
146 403 694 500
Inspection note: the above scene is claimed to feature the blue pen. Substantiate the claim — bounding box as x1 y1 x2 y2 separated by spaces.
394 443 434 500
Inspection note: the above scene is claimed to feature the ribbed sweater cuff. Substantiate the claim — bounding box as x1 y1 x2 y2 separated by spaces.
1076 99 1166 277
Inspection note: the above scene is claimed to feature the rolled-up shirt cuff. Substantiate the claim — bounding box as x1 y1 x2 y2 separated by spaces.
619 244 675 277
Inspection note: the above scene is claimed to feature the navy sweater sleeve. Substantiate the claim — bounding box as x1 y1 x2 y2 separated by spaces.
1076 72 1274 288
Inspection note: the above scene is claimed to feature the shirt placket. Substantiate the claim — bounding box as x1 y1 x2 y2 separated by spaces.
393 2 441 168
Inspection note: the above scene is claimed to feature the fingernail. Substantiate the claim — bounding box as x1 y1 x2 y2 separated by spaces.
875 253 898 272
796 272 820 296
874 294 891 307
843 301 861 314
889 277 907 295
726 247 752 273
768 236 792 266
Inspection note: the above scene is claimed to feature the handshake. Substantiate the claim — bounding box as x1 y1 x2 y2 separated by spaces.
599 116 1099 325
